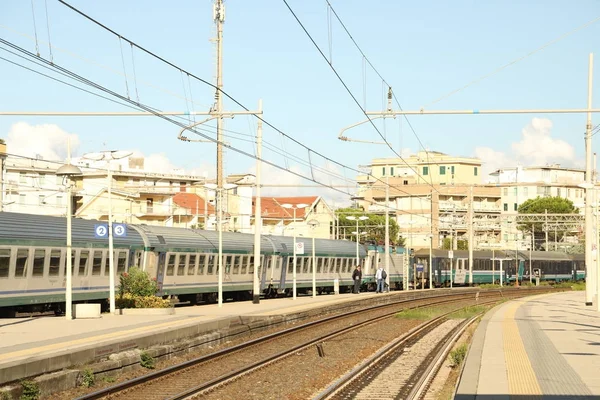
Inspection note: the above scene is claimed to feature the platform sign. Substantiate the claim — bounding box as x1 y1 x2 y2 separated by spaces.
416 264 424 272
94 224 108 238
448 250 454 259
296 242 305 255
113 223 127 238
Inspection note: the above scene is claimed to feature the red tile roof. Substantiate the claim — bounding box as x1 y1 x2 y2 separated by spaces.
253 196 318 219
173 193 214 215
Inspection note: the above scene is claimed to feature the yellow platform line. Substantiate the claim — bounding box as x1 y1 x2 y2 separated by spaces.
0 315 214 363
503 298 542 396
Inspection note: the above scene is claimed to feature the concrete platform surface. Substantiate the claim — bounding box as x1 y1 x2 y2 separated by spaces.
0 291 399 385
456 291 600 399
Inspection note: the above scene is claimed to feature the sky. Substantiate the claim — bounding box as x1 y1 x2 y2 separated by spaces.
1 0 599 206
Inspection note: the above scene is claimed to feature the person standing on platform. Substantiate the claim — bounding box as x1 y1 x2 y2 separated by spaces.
375 266 386 293
352 265 362 294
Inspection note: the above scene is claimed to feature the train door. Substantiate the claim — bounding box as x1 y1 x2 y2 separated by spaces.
156 252 166 296
454 258 467 285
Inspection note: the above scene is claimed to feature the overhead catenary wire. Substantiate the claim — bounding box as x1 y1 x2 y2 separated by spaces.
288 0 439 194
7 2 459 224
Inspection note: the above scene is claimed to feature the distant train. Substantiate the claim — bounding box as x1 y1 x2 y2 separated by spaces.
413 248 585 287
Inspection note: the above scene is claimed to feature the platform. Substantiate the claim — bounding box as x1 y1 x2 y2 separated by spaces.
0 289 426 388
456 291 600 399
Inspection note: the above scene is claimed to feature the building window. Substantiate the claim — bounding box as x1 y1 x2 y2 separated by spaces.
423 166 429 176
524 187 528 196
56 175 63 185
390 167 394 176
19 194 26 205
503 203 508 211
19 173 26 183
474 167 478 176
38 195 44 206
514 203 517 211
450 166 455 175
557 188 561 197
503 234 508 241
513 187 517 196
503 188 508 196
440 166 446 175
56 196 63 206
38 174 45 185
382 167 386 176
403 180 408 185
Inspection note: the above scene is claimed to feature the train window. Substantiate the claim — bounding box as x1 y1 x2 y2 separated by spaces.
232 256 240 274
0 248 9 278
49 249 61 277
79 250 89 276
117 252 127 274
188 254 197 275
248 256 254 274
240 256 247 274
288 257 293 273
336 258 342 273
15 248 29 278
197 254 206 275
303 257 310 273
134 250 143 268
225 255 233 274
275 257 281 270
262 256 270 275
207 255 215 275
92 251 102 275
177 254 187 276
105 252 112 276
32 249 45 277
166 254 176 276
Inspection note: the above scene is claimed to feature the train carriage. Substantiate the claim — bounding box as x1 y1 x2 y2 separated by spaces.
0 212 145 316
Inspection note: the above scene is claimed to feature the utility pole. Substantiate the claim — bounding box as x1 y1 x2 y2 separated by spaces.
253 99 263 305
585 53 595 306
214 0 224 190
468 185 474 285
385 173 390 290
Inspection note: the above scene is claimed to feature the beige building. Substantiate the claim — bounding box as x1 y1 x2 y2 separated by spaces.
0 147 336 237
355 151 502 249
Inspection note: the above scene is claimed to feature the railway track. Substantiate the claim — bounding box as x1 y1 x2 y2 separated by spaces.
314 300 496 400
74 288 557 400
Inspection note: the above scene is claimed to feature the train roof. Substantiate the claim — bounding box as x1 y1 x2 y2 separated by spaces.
265 235 366 258
0 212 144 248
413 247 583 261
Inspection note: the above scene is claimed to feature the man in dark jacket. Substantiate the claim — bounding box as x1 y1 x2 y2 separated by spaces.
352 265 362 294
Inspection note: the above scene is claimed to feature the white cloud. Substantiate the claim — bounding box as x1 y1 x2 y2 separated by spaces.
474 118 578 178
6 122 80 161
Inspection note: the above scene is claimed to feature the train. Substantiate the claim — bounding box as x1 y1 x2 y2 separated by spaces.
0 211 373 317
412 248 585 287
0 212 586 317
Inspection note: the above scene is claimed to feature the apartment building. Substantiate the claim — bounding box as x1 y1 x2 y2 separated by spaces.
355 151 502 249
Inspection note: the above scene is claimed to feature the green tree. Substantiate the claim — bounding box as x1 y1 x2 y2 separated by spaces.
442 238 468 250
517 196 578 249
335 207 401 246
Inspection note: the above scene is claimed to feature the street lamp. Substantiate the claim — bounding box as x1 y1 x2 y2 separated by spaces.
56 161 82 320
281 203 309 300
83 151 133 314
346 215 368 264
205 182 238 307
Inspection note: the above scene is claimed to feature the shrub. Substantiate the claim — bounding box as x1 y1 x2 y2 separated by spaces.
81 369 95 388
118 267 158 297
134 296 171 309
20 380 40 400
140 352 155 369
450 343 468 368
0 391 10 400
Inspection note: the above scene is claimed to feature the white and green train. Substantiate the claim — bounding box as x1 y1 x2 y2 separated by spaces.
0 212 367 317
